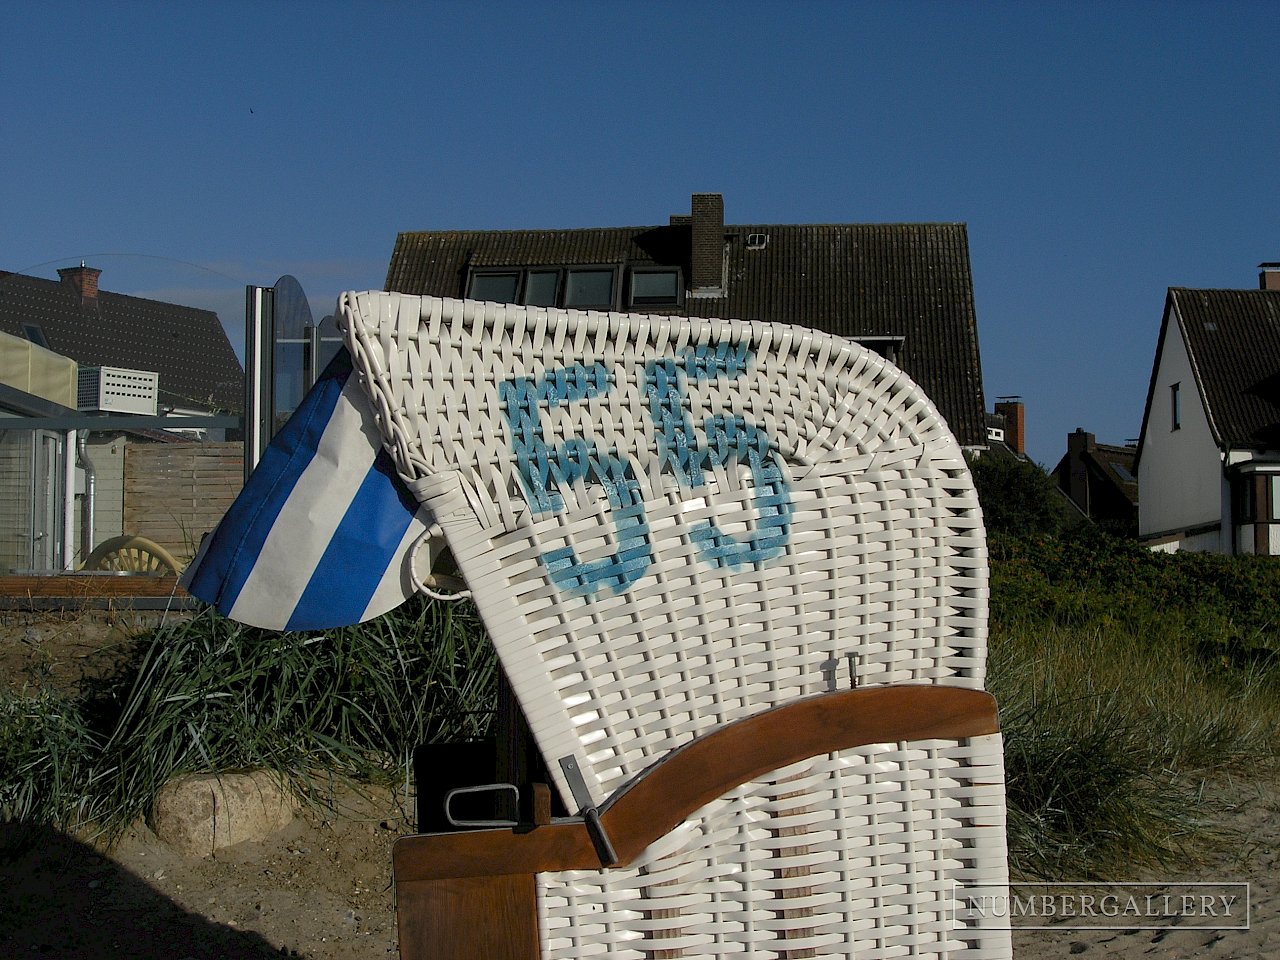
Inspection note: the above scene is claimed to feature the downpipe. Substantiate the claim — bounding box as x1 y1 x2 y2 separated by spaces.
77 432 96 564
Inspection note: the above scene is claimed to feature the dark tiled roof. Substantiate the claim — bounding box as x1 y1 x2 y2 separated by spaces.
386 221 986 447
1171 288 1280 449
1090 443 1140 502
0 270 243 413
1051 441 1138 504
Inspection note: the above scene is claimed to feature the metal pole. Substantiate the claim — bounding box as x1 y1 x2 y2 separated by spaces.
244 285 275 482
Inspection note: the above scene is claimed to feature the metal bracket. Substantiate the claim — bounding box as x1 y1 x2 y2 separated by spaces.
559 755 618 867
444 783 519 828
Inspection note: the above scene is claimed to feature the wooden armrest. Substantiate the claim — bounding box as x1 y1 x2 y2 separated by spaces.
395 684 998 960
394 684 997 882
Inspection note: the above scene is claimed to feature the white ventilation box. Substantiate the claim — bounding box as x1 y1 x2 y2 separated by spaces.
77 366 159 415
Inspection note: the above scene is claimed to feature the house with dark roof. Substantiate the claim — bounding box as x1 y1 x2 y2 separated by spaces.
0 266 244 572
384 193 988 449
1136 265 1280 554
1052 429 1139 535
0 265 243 416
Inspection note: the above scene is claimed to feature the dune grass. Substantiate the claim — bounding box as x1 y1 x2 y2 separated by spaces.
1 595 496 839
989 529 1280 878
3 525 1278 878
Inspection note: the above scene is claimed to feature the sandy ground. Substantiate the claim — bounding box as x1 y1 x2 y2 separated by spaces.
0 786 406 959
1012 776 1279 960
1 610 406 959
2 610 1277 959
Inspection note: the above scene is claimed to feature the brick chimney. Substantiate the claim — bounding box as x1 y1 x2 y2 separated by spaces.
1259 262 1280 291
1066 428 1094 514
58 263 102 305
690 193 724 294
994 398 1025 455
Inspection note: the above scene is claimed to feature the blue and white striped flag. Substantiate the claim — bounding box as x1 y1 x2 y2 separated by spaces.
181 349 429 631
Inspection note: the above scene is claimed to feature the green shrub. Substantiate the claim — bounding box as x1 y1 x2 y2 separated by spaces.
969 453 1075 538
989 530 1280 877
0 595 496 838
82 595 496 835
0 687 97 827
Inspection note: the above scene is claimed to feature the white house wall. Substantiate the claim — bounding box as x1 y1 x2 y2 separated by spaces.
1138 306 1224 548
71 433 126 563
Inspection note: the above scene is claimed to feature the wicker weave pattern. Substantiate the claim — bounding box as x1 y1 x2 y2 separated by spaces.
539 734 1008 959
340 293 987 807
340 292 1007 958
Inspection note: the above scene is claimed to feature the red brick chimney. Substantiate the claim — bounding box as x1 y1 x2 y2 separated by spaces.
1259 262 1280 291
58 263 102 305
690 193 724 293
994 399 1025 455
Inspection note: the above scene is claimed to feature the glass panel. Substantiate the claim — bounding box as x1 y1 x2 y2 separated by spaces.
272 275 313 431
524 271 560 307
312 313 344 378
564 269 614 308
1233 475 1256 523
631 270 680 305
470 273 520 303
1271 476 1280 522
1110 461 1135 483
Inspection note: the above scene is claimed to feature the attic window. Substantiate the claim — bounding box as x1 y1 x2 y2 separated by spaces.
629 268 682 307
746 233 769 249
1171 382 1182 431
855 335 905 365
22 324 50 349
564 269 615 308
469 272 519 303
524 271 560 307
469 266 618 310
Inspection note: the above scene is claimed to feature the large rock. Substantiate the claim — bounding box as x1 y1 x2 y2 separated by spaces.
151 771 298 857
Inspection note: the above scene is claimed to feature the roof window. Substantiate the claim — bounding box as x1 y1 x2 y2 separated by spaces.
22 323 50 349
468 267 619 311
629 268 682 308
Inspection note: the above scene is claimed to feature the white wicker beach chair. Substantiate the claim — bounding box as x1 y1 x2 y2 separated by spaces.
333 292 1011 960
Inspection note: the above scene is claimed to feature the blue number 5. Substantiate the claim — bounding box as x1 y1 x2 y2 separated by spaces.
645 345 793 569
501 363 651 595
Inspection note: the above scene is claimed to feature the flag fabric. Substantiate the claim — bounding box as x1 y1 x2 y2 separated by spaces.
181 349 428 631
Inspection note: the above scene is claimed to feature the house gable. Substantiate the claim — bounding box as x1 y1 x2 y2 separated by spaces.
1136 297 1227 548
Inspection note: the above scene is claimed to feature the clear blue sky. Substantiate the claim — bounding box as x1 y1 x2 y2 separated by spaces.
4 1 1277 466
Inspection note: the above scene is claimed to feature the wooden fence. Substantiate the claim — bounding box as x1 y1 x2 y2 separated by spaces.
124 441 243 563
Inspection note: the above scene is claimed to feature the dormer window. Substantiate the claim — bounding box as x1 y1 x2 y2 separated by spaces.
629 268 682 308
563 269 615 309
469 272 519 304
524 271 560 307
468 267 618 309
